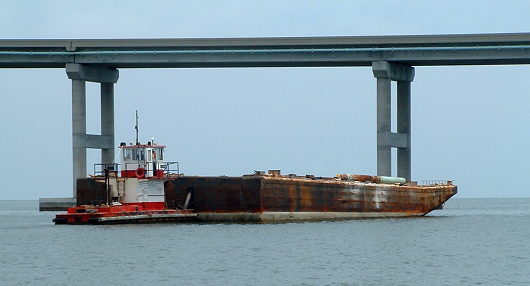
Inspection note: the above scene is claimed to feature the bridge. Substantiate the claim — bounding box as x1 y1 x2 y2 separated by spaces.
3 32 530 200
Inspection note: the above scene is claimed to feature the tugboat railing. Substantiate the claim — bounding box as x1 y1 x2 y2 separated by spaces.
123 162 141 174
421 180 453 186
94 162 180 178
160 162 180 178
94 163 120 177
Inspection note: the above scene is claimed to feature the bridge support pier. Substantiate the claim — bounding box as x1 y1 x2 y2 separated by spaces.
66 63 119 198
372 61 414 180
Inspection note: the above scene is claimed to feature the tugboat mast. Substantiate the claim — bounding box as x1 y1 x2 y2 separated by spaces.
135 110 139 146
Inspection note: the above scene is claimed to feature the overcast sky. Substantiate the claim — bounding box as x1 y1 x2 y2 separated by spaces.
1 1 530 199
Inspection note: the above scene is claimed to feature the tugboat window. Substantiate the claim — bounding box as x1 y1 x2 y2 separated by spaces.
155 148 163 160
124 149 131 160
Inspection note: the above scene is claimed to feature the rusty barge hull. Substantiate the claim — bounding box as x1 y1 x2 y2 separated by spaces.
165 175 457 222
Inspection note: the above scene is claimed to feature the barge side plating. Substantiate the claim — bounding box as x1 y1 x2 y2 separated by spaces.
165 171 457 222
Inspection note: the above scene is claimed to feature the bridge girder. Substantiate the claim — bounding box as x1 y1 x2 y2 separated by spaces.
3 33 530 68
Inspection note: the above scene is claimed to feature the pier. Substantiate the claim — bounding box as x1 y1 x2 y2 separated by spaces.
2 33 530 209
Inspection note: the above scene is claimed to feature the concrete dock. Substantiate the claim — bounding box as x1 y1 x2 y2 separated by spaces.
39 198 76 211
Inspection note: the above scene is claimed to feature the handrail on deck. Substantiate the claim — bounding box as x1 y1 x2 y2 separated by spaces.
421 180 453 186
94 162 180 178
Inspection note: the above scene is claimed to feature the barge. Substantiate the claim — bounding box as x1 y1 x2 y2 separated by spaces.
54 139 457 224
166 172 456 222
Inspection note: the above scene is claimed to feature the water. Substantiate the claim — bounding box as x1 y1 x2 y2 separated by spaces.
1 198 529 286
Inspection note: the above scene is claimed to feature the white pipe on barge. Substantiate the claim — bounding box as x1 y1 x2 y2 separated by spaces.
338 174 406 184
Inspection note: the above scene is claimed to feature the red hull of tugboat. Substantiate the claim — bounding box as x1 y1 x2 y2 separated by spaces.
53 202 196 224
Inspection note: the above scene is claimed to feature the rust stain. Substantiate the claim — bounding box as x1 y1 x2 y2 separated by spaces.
164 172 456 216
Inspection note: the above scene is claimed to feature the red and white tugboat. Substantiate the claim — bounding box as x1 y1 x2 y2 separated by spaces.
54 125 196 224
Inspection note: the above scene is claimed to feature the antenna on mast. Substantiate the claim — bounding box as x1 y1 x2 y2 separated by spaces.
135 110 139 145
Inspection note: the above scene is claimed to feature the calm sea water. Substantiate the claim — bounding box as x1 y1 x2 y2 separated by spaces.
1 198 529 286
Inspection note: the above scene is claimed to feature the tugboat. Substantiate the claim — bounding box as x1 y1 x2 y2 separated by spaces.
53 115 196 224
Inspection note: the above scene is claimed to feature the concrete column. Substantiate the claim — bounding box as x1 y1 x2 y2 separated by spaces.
376 77 392 177
101 83 114 166
397 81 411 181
372 61 414 179
66 63 119 198
72 79 86 198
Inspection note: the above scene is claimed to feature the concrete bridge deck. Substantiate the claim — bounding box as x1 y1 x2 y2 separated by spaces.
3 33 530 68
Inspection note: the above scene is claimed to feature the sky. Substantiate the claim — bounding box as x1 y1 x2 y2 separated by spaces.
1 1 530 199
